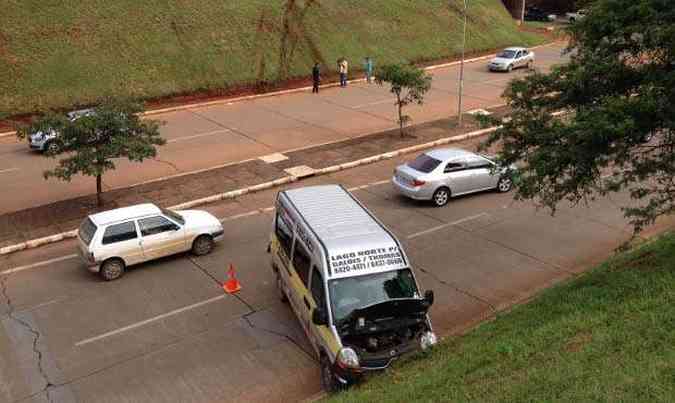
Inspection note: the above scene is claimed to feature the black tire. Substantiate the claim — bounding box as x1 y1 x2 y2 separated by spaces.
640 132 654 143
320 355 340 393
507 64 513 73
100 258 125 281
277 272 288 303
569 17 576 23
497 176 513 193
432 187 451 207
192 235 214 256
44 141 59 154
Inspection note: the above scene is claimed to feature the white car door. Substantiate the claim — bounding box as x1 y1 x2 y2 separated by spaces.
466 157 498 190
444 161 473 195
138 215 186 261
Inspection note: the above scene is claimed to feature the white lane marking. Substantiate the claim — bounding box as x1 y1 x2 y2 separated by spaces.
0 168 19 174
167 129 230 143
352 99 395 109
407 213 489 239
75 294 226 347
0 254 78 276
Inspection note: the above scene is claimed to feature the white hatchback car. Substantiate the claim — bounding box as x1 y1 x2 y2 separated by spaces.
78 203 224 280
488 47 535 72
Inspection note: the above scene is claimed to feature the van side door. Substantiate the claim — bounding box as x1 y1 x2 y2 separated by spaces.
309 267 333 355
289 240 313 336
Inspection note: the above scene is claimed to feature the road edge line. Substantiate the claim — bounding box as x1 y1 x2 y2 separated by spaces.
0 125 497 256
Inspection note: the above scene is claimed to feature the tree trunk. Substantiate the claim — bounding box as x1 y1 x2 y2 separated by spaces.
96 174 102 207
396 92 404 137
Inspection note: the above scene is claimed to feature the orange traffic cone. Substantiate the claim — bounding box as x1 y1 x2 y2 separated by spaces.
223 263 241 294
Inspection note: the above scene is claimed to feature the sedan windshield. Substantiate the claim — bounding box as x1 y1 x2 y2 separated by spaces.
408 154 442 173
329 269 419 323
161 208 185 225
497 50 517 59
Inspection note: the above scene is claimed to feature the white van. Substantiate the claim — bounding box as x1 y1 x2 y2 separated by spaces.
78 203 224 280
268 185 436 392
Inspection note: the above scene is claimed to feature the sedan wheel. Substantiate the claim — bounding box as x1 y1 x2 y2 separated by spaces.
100 259 125 281
507 64 513 72
192 235 214 256
432 188 450 207
497 177 513 193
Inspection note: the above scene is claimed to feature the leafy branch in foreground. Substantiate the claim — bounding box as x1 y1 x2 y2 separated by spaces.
480 0 675 234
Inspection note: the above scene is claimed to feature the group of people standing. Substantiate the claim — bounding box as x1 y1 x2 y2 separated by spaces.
312 56 373 94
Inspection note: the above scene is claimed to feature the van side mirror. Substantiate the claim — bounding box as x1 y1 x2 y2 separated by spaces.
424 290 435 306
312 307 328 326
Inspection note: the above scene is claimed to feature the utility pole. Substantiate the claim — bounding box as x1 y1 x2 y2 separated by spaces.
457 0 467 126
519 0 526 26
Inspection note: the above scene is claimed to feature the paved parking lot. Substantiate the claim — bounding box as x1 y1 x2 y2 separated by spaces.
2 143 671 403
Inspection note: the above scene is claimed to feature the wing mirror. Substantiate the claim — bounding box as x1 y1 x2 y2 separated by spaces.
312 307 328 326
424 290 435 306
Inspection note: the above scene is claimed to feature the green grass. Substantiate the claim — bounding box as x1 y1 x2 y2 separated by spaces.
328 232 675 402
0 0 544 115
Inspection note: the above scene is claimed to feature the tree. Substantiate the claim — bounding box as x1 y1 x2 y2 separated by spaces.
16 99 165 206
375 63 432 137
480 0 675 234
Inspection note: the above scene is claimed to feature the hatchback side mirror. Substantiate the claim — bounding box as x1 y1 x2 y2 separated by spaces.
424 290 435 306
312 307 328 326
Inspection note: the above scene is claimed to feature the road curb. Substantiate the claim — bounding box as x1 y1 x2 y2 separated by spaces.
0 125 497 256
0 41 559 138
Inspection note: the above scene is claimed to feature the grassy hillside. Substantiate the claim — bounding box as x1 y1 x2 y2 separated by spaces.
0 0 544 114
328 232 675 402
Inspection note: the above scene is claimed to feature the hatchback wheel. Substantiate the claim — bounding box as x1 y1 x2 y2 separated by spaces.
432 187 450 207
100 258 125 281
507 64 513 72
497 177 513 193
192 235 214 256
45 141 59 154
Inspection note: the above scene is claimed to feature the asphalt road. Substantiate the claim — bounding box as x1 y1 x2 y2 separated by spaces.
0 43 568 215
1 143 671 403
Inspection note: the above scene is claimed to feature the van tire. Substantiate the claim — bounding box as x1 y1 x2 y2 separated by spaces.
100 258 125 281
192 235 214 256
277 272 288 303
432 187 451 207
320 355 340 393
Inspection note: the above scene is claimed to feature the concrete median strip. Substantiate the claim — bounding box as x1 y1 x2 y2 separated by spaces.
0 124 499 256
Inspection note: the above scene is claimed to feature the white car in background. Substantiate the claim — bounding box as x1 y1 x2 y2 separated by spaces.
28 109 93 153
78 203 224 280
488 47 535 72
566 9 587 23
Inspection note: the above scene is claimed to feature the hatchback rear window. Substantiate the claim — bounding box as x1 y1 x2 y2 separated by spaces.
408 154 442 173
79 218 97 246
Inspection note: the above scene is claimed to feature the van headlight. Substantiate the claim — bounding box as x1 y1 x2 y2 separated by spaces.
336 347 360 369
420 331 438 350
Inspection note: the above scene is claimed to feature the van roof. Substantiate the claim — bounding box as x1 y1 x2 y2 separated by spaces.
89 203 161 226
282 185 407 279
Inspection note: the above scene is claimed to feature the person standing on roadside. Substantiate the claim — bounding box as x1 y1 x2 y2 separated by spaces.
312 62 321 93
364 56 373 84
339 57 349 87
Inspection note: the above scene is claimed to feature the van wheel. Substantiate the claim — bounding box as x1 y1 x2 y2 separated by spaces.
277 273 288 303
432 187 450 207
192 235 214 256
320 355 340 393
497 177 513 193
100 258 125 281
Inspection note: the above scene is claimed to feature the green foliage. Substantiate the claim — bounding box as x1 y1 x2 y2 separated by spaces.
16 99 165 205
328 232 675 402
480 0 675 233
0 0 545 115
375 63 432 136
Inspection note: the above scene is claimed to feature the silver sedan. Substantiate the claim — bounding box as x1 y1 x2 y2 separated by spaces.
392 148 515 207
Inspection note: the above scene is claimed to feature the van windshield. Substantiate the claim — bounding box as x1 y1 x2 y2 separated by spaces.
328 269 419 323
